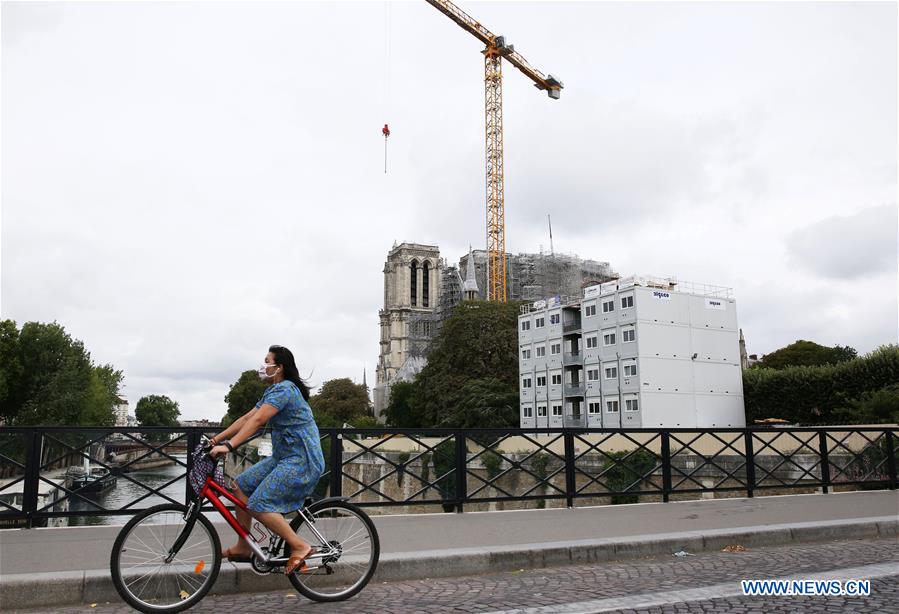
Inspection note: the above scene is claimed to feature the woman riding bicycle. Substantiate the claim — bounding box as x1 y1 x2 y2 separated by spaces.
208 344 324 574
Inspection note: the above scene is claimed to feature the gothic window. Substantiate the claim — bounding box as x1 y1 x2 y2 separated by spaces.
423 261 430 307
410 260 418 307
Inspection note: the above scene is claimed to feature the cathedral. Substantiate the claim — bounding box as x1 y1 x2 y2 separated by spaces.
373 243 470 418
373 240 614 420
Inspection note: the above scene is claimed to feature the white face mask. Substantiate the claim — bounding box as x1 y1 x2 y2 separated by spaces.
258 362 278 381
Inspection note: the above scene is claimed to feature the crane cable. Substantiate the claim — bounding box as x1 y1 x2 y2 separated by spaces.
382 1 392 174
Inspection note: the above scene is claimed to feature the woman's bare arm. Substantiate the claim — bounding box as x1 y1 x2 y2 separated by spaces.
226 405 278 448
212 407 257 444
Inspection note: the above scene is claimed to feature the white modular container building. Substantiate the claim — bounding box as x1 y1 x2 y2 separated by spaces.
518 278 746 429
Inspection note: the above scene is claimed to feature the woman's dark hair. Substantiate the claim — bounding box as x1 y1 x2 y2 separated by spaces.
269 345 311 401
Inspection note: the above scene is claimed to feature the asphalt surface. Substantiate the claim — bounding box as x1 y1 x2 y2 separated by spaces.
12 536 898 613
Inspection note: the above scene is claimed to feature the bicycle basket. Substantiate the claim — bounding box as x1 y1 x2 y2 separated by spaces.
189 443 225 496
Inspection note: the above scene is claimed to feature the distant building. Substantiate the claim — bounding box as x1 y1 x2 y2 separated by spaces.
179 419 221 428
114 397 130 427
374 242 443 419
518 275 746 429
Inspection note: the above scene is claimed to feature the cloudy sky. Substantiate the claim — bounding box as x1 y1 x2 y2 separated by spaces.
2 1 896 421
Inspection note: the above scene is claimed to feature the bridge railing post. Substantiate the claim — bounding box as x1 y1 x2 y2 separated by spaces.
455 431 467 513
884 428 897 491
818 430 831 494
563 430 576 508
744 430 756 498
22 430 41 528
185 428 201 504
329 430 343 499
661 432 672 503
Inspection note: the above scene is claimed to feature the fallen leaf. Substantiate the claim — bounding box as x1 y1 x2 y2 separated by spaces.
89 605 97 609
722 544 747 553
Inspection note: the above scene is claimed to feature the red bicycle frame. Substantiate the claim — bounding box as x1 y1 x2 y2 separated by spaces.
197 476 276 562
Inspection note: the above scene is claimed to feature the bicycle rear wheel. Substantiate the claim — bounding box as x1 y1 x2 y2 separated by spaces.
110 503 221 613
287 500 379 602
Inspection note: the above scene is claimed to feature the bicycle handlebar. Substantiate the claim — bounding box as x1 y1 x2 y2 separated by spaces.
199 435 221 464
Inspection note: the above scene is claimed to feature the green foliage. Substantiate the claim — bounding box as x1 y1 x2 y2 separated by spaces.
135 395 181 441
222 370 267 427
530 452 550 509
833 384 899 425
309 378 372 425
83 365 123 427
602 449 656 505
482 450 503 480
0 320 121 426
758 340 857 370
407 301 521 428
0 319 23 415
432 439 457 512
450 378 520 429
384 381 420 427
743 345 899 424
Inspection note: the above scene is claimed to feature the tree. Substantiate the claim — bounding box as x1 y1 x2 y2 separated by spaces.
0 319 23 420
743 345 899 424
758 340 858 370
0 320 120 426
384 381 420 428
409 300 521 428
833 384 899 425
449 378 519 429
135 395 181 428
309 378 372 425
432 439 457 512
603 449 657 505
82 365 123 427
222 370 268 426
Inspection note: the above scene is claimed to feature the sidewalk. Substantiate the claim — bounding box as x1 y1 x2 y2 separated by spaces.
1 490 896 609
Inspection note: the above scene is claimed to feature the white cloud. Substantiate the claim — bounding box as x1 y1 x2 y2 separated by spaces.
787 204 897 280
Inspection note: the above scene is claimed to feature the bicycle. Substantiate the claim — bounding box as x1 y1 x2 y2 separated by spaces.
110 436 380 613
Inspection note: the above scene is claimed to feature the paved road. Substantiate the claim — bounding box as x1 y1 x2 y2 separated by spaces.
15 536 897 613
4 491 897 575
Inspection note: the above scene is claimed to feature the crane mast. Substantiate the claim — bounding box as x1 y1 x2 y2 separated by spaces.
425 0 562 302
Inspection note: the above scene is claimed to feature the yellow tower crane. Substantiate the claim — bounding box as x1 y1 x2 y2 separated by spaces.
425 0 563 302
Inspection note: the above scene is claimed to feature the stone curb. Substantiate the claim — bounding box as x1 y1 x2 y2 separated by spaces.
2 515 895 610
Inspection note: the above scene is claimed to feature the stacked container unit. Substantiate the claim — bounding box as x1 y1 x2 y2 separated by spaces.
519 300 564 428
519 277 746 429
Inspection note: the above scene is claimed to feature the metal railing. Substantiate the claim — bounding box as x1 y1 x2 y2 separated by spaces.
563 383 585 396
562 321 581 333
0 425 895 527
562 351 581 366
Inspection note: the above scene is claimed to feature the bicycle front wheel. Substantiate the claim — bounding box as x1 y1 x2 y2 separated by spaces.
287 500 380 602
110 503 221 613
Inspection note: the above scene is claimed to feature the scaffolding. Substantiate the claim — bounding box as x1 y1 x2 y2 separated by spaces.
460 249 617 303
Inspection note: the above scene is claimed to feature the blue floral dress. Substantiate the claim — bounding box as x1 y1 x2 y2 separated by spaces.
235 381 325 513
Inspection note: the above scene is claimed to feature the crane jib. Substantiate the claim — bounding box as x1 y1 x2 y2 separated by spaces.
426 0 564 301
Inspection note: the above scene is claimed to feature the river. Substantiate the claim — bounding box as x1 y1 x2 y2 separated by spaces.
66 455 189 526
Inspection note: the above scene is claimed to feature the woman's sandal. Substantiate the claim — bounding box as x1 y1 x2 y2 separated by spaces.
284 547 317 575
222 546 253 563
